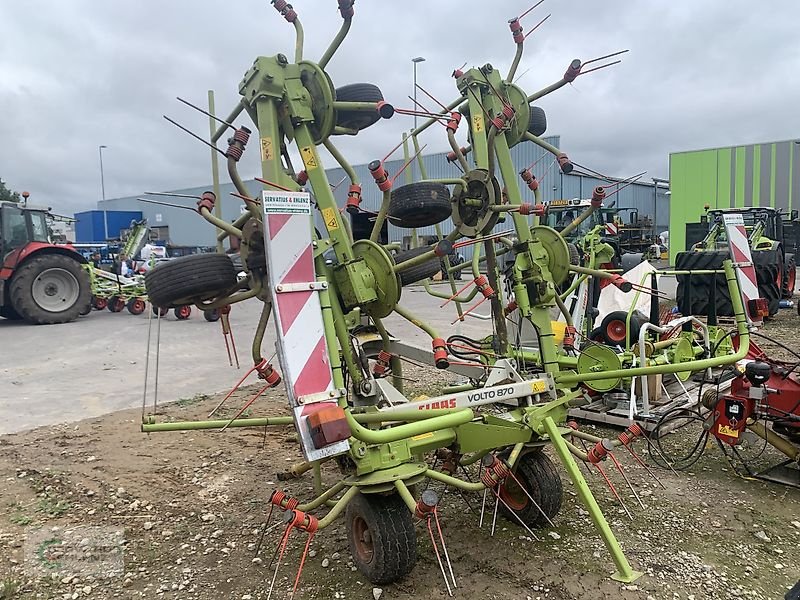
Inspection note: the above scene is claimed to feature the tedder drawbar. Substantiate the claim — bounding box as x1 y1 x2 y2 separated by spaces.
138 1 760 595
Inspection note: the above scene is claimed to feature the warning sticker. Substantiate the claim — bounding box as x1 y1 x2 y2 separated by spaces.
300 146 318 170
321 207 339 230
718 425 740 438
530 380 547 394
260 137 274 162
262 191 311 215
472 113 484 133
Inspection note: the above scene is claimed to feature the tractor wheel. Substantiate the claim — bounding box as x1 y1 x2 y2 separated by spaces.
8 254 90 325
175 305 192 320
674 250 731 316
145 254 237 308
621 252 644 273
499 450 563 529
79 302 92 316
394 247 441 286
334 83 384 132
600 310 641 346
107 296 125 313
527 105 547 137
127 298 146 315
152 305 169 317
93 296 108 311
782 253 796 299
388 182 452 228
752 249 781 316
346 492 417 585
203 308 221 322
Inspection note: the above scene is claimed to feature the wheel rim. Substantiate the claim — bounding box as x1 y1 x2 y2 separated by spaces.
133 300 145 313
31 268 80 312
606 320 627 343
499 475 529 511
351 516 374 565
177 306 190 318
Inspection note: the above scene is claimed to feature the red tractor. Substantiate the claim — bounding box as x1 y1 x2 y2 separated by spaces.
0 195 91 324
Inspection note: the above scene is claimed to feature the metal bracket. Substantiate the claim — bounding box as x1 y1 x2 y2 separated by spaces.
275 281 329 293
731 262 753 269
297 388 346 405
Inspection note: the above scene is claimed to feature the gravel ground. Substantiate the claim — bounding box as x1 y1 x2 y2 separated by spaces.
1 315 799 600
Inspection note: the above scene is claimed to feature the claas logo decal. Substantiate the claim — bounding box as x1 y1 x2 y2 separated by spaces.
417 398 457 410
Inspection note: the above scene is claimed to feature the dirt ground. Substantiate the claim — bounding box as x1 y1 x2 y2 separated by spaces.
1 312 800 600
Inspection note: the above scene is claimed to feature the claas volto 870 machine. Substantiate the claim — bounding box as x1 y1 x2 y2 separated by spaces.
135 2 760 596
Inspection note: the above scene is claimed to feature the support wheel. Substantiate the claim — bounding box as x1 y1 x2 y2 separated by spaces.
600 310 641 346
346 492 417 585
203 308 221 322
388 182 452 228
93 296 108 311
174 305 192 320
107 296 125 313
335 83 385 132
127 298 147 315
499 450 563 528
152 305 169 317
145 254 237 308
394 247 441 286
527 105 547 137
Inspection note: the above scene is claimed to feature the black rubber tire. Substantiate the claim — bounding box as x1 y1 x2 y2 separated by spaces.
499 450 563 529
600 310 641 346
79 302 92 316
174 305 192 320
527 105 547 137
782 253 795 299
335 83 384 131
152 305 169 317
394 247 441 286
145 254 237 308
127 298 146 315
346 492 417 585
752 249 781 316
8 254 90 325
203 308 221 322
388 182 452 228
107 296 125 313
675 250 731 316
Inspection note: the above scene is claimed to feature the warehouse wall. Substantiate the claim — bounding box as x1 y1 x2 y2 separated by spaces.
98 135 668 254
669 139 799 263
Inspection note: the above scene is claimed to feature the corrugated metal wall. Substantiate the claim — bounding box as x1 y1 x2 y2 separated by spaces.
98 136 669 252
669 139 800 263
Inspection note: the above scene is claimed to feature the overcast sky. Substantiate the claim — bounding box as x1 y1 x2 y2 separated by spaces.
1 1 798 215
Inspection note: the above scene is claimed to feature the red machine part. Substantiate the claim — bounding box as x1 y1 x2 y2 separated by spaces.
710 362 800 445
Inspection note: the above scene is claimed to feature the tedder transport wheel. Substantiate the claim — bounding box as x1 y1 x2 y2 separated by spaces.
127 298 146 315
93 296 108 311
175 305 192 320
8 254 91 325
782 253 796 299
145 254 237 308
527 105 547 137
107 296 125 313
388 182 452 228
334 83 384 131
203 308 221 322
346 492 417 585
394 246 442 286
152 305 169 317
499 450 563 528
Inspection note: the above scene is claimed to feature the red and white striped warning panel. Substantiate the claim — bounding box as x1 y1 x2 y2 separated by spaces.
721 213 762 326
263 191 349 461
605 222 619 236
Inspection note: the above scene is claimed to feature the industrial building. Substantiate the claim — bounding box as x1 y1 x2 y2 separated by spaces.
669 138 800 263
92 135 669 256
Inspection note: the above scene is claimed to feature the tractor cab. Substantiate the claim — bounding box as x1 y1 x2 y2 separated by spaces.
0 201 51 257
545 198 617 239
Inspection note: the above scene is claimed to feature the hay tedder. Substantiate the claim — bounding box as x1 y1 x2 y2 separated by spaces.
138 1 766 594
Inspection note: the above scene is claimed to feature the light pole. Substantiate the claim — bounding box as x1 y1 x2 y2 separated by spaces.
412 56 425 129
98 145 108 202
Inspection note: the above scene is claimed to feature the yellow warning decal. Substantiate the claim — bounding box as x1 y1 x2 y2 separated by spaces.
530 380 547 394
718 425 739 438
300 146 318 170
260 137 274 161
411 432 434 441
321 207 339 230
472 113 484 133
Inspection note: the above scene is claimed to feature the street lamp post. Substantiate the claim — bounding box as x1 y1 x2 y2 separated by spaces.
98 145 108 202
412 56 425 129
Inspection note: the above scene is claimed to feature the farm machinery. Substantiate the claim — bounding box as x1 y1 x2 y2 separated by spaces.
138 1 762 594
676 206 797 317
0 194 91 324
